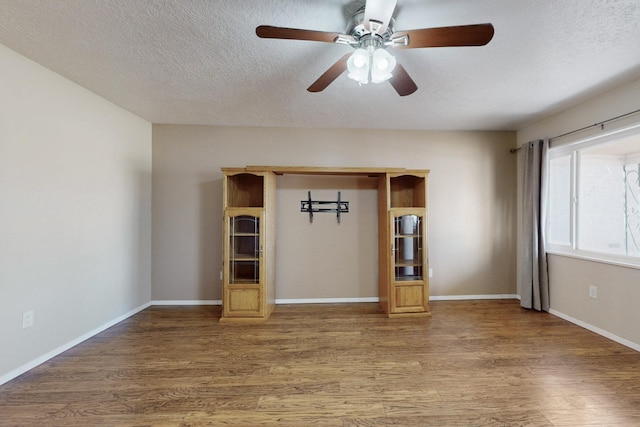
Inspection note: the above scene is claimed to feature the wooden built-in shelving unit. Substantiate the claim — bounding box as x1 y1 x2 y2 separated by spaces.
220 166 429 322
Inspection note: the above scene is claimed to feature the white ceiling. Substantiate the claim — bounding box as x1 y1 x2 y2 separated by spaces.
1 0 639 131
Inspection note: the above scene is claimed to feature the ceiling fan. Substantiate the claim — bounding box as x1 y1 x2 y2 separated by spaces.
256 0 494 96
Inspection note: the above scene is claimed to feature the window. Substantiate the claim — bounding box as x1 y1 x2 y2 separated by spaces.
546 125 640 267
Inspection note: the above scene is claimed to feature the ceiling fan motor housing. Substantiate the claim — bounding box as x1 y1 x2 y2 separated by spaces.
346 6 395 51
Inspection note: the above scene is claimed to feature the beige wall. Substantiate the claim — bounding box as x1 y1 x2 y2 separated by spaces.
517 77 640 348
0 44 152 381
152 125 517 301
276 174 378 299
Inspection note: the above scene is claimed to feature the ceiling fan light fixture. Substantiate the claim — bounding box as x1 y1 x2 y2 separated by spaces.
257 0 494 96
371 48 396 83
347 48 370 84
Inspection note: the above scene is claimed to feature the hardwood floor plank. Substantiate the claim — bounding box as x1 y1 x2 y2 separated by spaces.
256 394 386 418
1 301 640 426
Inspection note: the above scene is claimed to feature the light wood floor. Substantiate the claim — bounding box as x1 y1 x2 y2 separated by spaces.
1 300 640 426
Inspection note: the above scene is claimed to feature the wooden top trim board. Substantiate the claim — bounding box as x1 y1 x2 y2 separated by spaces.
222 166 430 176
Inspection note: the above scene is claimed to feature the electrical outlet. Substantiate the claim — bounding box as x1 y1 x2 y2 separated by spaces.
589 285 598 299
22 310 34 328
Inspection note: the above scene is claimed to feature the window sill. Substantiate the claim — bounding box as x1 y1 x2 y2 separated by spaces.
546 248 640 271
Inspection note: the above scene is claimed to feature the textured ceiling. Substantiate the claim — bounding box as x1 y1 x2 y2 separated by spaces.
1 0 639 131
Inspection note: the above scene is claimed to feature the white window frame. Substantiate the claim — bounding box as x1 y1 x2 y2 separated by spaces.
545 123 640 270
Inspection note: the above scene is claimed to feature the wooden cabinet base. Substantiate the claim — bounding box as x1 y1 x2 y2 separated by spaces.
387 311 432 318
219 313 273 323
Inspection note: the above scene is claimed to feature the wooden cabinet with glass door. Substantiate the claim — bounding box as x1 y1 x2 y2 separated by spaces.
221 169 276 322
378 171 430 317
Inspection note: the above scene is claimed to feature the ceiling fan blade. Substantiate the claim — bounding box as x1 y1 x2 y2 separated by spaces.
392 23 494 49
389 64 418 96
256 25 340 43
307 54 351 93
364 0 397 34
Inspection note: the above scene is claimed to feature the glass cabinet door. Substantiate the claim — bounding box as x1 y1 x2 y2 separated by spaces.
392 213 423 281
229 214 261 284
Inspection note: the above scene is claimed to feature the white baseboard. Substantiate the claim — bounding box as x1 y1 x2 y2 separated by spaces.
549 309 640 353
430 294 519 301
151 300 221 306
277 295 519 304
276 297 379 304
0 301 151 386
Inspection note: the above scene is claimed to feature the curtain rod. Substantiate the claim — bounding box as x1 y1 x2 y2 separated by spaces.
510 107 640 153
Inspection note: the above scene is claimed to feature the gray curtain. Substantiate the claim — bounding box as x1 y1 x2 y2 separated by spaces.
520 139 550 311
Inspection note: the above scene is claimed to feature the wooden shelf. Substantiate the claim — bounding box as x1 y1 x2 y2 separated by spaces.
394 275 424 282
228 279 260 285
243 166 429 176
232 255 258 261
395 260 422 267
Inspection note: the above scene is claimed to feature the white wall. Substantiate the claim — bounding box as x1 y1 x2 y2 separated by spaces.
517 77 640 348
152 125 517 301
0 44 152 382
